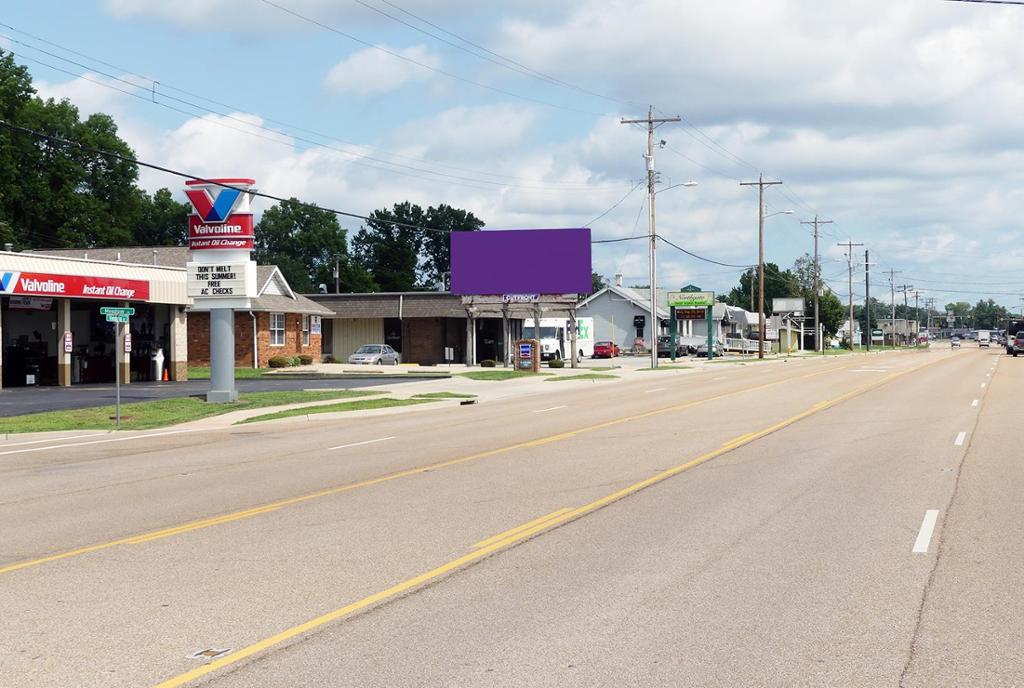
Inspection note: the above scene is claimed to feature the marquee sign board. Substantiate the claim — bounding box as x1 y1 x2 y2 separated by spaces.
186 261 257 298
675 307 708 320
668 291 715 308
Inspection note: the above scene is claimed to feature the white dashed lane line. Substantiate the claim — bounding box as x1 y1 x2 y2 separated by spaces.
913 510 940 553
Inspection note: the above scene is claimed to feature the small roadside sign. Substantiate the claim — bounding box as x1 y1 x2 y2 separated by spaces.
105 314 130 323
124 332 132 354
100 306 135 316
63 331 73 353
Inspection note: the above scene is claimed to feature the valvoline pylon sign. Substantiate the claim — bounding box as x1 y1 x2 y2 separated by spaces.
185 178 256 250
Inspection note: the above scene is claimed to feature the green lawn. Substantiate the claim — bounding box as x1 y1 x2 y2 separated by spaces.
241 397 436 423
410 392 478 399
0 390 381 434
187 366 268 379
544 373 617 382
459 370 551 381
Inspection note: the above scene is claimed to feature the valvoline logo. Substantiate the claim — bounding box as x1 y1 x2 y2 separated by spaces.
0 271 18 293
185 186 244 224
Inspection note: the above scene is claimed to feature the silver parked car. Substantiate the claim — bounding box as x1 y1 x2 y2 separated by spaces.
348 344 400 365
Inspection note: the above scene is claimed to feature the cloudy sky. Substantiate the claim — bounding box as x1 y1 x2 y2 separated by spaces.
5 0 1024 308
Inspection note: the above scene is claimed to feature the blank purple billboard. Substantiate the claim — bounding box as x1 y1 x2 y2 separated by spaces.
450 228 592 295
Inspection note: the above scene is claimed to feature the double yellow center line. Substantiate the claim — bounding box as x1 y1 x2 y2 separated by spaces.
0 357 865 577
152 353 952 688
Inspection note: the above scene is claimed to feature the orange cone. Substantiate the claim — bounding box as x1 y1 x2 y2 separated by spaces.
162 367 169 382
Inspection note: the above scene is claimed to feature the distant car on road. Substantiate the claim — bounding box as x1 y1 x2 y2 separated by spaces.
657 336 686 358
592 341 620 358
951 336 961 349
348 344 400 365
978 330 991 348
1011 334 1024 357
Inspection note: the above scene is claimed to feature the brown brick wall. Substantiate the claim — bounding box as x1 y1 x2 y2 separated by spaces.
187 311 322 367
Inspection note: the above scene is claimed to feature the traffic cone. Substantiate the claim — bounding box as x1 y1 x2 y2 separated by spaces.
162 367 169 382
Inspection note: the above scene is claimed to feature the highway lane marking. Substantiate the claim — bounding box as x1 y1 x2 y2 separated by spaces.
150 352 953 688
643 388 666 394
972 400 979 407
913 510 940 553
533 405 567 413
472 509 571 549
327 437 396 451
0 429 197 457
713 377 727 380
0 358 881 577
981 383 987 388
954 432 966 446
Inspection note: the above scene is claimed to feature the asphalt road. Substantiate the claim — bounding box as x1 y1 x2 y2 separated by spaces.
0 344 1017 687
0 376 423 415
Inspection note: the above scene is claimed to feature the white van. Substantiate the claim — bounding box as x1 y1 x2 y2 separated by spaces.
522 318 594 362
977 330 991 348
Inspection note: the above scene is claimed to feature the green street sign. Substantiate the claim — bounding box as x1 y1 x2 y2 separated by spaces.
100 307 135 316
668 291 715 308
105 314 130 323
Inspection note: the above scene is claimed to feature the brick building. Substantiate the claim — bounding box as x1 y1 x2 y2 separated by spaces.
38 247 331 369
188 266 331 367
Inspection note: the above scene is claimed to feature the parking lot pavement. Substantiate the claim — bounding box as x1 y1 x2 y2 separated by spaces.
0 377 419 416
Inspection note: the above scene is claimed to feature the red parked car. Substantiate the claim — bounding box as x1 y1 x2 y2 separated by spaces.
593 341 620 358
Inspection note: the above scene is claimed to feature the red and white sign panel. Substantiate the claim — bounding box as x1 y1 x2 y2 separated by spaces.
63 331 73 353
188 237 255 251
185 178 256 251
0 271 150 301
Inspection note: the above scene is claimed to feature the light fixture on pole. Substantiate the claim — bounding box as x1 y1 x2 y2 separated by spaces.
740 176 785 358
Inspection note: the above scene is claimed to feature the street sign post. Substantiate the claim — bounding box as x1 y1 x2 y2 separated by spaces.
101 311 131 429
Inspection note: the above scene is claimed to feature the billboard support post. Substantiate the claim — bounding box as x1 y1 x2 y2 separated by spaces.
569 309 578 369
208 309 238 403
707 306 714 360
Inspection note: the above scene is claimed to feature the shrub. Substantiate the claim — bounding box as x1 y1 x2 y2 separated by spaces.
288 356 302 367
548 358 565 368
479 359 497 368
268 356 290 368
322 355 336 364
298 355 314 365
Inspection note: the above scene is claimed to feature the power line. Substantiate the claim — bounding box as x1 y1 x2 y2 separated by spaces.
585 182 644 226
656 236 753 269
1 23 624 192
258 0 606 117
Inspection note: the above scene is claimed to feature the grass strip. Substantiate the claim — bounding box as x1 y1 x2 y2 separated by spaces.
638 364 692 371
241 397 436 423
188 367 268 380
0 390 379 434
410 392 477 399
459 370 552 381
544 373 617 382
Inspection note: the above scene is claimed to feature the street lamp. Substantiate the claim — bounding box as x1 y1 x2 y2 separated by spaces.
646 180 698 369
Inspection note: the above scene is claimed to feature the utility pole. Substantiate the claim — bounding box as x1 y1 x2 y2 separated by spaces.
622 106 680 369
801 216 832 352
864 250 872 352
334 255 340 293
838 241 863 349
897 284 914 340
887 269 900 347
913 290 922 332
741 174 784 358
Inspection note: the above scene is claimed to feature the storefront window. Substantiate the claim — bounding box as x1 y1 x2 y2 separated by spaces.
301 315 310 346
271 313 285 346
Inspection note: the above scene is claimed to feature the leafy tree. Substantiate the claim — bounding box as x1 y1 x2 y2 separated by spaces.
724 263 799 312
352 201 484 291
133 188 190 246
973 299 1009 330
254 198 372 293
591 272 607 294
0 50 145 249
818 290 845 338
418 204 484 287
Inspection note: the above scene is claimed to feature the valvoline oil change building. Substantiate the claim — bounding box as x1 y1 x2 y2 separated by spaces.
0 249 189 387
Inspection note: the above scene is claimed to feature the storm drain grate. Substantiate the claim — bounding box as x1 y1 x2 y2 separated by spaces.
188 648 232 660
